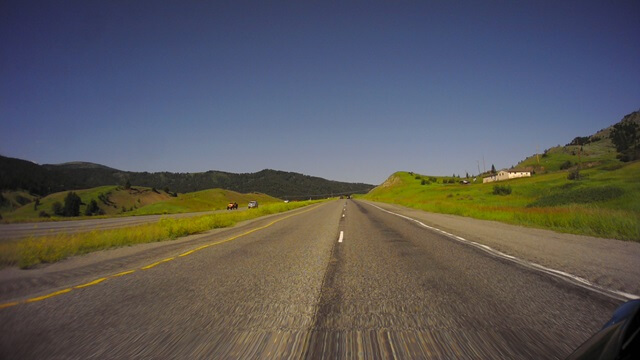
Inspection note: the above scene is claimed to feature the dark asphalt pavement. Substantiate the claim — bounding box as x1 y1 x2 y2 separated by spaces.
0 200 620 359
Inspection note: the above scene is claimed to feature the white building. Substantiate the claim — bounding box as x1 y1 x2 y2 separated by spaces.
483 169 531 183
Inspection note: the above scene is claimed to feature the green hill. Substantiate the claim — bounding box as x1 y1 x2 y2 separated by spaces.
1 186 280 221
364 111 640 241
129 189 280 215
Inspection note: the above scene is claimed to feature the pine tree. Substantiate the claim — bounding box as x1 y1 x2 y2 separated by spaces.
63 192 82 217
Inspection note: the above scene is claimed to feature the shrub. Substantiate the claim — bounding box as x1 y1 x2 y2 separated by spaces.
421 179 427 185
567 169 581 181
63 192 82 217
429 177 437 183
415 175 421 180
15 195 31 206
610 121 639 161
39 211 50 218
84 199 102 216
52 202 63 216
559 160 573 170
493 185 512 195
528 186 624 207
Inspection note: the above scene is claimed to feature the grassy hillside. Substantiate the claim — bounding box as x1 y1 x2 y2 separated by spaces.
0 191 38 212
129 189 280 215
0 186 281 222
364 161 640 240
364 111 640 240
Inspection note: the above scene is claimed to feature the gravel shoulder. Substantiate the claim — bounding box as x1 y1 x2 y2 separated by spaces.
360 200 640 297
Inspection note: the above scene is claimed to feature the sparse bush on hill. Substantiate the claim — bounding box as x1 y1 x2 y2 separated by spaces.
528 186 624 207
429 177 437 183
567 136 591 146
39 211 49 218
14 195 31 206
567 168 581 181
63 192 82 217
421 179 427 185
492 185 512 196
415 175 421 180
610 120 640 161
84 199 103 216
560 161 573 170
52 202 63 216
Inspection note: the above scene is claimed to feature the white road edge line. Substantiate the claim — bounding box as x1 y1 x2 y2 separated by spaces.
338 231 344 243
365 202 639 302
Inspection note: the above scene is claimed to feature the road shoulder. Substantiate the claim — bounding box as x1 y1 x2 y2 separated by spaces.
359 200 640 297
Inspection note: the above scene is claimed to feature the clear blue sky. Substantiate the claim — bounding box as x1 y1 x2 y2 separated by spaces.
2 1 638 184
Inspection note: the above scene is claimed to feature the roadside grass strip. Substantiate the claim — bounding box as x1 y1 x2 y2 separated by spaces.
0 202 326 310
366 202 640 302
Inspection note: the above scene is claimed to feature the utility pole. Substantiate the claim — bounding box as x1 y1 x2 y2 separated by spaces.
482 155 486 174
477 160 481 175
536 145 540 165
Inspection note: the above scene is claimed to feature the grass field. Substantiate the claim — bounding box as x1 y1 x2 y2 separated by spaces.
0 200 322 269
363 161 640 241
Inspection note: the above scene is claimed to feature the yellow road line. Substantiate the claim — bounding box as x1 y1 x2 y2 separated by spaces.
0 302 19 310
112 270 135 277
25 288 72 303
74 278 107 289
141 257 174 270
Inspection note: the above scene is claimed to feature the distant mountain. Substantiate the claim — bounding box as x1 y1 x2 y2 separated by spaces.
0 156 374 199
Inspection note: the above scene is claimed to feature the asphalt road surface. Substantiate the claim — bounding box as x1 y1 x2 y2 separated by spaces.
0 200 623 359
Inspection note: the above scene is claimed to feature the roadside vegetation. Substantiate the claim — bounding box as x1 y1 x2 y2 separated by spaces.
364 163 639 241
0 200 321 269
364 112 640 241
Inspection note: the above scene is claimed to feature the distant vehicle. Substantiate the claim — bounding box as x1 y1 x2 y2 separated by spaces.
248 200 258 209
226 202 238 210
284 200 289 203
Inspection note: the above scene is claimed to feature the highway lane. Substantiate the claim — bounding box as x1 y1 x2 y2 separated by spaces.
0 200 620 359
0 208 242 241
